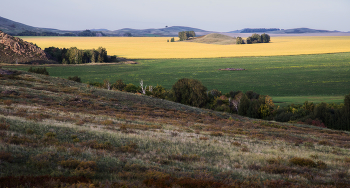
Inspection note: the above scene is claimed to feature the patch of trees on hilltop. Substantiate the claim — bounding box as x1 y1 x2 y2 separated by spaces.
236 33 270 44
178 31 196 41
44 46 117 64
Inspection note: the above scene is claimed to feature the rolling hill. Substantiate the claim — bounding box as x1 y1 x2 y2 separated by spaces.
0 68 350 187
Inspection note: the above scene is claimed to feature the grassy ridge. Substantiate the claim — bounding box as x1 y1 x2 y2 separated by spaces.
7 53 350 105
1 69 350 187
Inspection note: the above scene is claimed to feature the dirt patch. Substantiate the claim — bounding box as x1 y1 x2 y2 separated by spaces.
219 68 246 71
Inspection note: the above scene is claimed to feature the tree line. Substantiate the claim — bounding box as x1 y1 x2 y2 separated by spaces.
44 46 118 64
80 77 350 131
236 33 270 44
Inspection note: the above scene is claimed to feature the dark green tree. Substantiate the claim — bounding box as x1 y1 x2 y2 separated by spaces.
172 78 208 107
236 37 244 44
238 94 250 116
113 80 126 91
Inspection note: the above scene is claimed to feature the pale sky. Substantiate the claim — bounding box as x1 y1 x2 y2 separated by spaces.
1 0 350 32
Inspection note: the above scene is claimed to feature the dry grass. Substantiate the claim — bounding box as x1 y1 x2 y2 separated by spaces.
20 36 350 59
1 70 350 187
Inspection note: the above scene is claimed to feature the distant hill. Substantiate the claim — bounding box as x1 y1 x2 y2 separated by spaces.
0 30 50 64
270 28 339 34
0 16 208 37
104 26 208 37
0 16 71 35
186 33 236 45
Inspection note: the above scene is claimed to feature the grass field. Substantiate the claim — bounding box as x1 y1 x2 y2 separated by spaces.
20 36 350 59
7 52 350 106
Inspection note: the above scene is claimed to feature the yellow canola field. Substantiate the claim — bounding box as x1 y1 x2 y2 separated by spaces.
21 36 350 59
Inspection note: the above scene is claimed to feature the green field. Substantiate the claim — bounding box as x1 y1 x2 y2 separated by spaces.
7 52 350 105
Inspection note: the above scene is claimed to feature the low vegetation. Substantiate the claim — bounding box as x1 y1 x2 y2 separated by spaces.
1 69 350 187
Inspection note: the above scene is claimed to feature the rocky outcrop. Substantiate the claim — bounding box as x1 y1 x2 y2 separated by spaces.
0 31 49 64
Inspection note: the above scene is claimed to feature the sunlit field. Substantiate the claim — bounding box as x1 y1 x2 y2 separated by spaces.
20 36 350 59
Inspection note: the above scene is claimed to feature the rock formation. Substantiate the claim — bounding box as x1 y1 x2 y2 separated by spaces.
0 30 49 64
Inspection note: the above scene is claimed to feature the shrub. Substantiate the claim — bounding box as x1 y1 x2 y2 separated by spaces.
289 157 316 168
318 140 333 146
0 151 13 162
68 76 81 83
59 159 81 169
210 131 224 136
124 83 139 93
112 79 126 91
231 141 241 146
168 154 200 162
241 146 249 152
28 67 49 75
3 100 12 106
172 78 208 107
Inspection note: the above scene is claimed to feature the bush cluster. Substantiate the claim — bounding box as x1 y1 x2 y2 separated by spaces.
28 67 49 75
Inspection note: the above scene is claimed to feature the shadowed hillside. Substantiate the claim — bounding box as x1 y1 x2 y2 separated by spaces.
186 33 237 45
0 68 350 187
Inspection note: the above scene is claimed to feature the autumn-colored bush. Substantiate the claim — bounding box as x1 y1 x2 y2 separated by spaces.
0 151 13 162
80 140 113 150
241 146 249 152
289 157 316 168
199 136 209 140
118 142 138 153
231 141 241 146
59 159 82 169
261 164 298 174
318 140 333 146
7 135 35 145
3 100 12 106
168 154 200 162
0 120 9 130
143 176 225 188
210 131 224 136
100 119 113 125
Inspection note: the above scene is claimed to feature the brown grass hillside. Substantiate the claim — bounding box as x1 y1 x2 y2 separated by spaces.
187 33 237 45
0 68 350 187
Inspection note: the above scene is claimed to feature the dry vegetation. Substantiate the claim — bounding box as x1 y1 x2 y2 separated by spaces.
20 36 350 59
1 69 350 187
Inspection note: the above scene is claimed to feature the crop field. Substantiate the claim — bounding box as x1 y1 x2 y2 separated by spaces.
20 36 350 59
8 52 350 106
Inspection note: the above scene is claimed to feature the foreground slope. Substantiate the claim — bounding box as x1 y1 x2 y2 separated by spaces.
0 69 350 187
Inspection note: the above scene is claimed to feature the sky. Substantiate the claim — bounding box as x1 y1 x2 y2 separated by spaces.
1 0 350 32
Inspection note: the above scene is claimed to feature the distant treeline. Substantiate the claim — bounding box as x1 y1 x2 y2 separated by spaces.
240 28 280 33
83 77 350 132
44 46 117 64
13 30 105 37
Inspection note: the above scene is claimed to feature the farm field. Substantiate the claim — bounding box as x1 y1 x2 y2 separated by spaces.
7 52 350 106
20 36 350 59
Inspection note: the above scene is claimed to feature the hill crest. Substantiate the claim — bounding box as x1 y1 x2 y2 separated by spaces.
186 33 236 45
